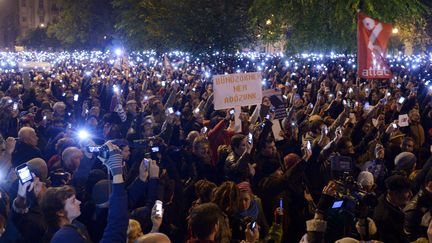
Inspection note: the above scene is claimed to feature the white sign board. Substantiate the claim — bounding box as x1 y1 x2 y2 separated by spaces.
213 72 262 110
398 114 409 127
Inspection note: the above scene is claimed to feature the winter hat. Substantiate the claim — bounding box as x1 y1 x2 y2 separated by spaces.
357 171 374 188
92 179 111 207
237 181 253 194
389 131 405 141
26 158 48 182
395 152 417 171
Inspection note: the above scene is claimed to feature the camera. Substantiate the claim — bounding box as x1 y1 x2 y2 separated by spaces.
50 170 70 187
86 144 110 159
330 155 353 180
331 176 378 218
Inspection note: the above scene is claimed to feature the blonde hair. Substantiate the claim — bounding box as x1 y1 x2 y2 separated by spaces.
127 219 143 243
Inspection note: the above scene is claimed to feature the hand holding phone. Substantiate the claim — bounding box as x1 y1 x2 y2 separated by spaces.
155 200 163 217
16 164 33 184
248 133 253 144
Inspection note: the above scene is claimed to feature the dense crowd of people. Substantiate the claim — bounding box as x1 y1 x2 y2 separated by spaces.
0 50 430 243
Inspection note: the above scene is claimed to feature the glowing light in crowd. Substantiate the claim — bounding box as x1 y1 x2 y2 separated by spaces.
392 28 399 34
114 48 123 56
77 130 90 140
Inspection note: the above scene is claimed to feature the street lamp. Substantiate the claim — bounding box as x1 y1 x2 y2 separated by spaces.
266 19 272 25
392 28 399 34
40 23 45 28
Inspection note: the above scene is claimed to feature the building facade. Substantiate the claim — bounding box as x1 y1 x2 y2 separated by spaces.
0 0 19 49
18 0 59 34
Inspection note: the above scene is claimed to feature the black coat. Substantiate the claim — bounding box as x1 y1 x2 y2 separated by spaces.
224 152 253 184
181 153 216 183
12 140 43 167
404 188 432 241
373 194 409 243
257 160 308 243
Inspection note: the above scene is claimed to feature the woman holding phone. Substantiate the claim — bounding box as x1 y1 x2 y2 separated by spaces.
231 181 268 242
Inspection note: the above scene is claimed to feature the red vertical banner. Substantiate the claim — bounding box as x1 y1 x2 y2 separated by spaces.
357 12 393 79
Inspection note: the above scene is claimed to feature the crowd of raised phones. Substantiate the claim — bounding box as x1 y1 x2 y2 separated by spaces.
0 50 430 243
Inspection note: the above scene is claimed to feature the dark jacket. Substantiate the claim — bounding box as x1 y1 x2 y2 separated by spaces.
11 197 46 243
182 153 216 183
231 196 269 242
12 140 43 167
224 152 253 184
51 183 128 243
373 194 409 243
257 160 307 243
404 188 432 241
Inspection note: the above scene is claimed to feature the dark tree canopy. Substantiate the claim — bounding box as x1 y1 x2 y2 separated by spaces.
249 0 429 53
33 0 431 53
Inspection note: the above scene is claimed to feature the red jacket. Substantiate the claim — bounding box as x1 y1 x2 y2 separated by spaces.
208 119 234 166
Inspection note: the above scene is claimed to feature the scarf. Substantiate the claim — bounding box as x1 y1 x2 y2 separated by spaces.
235 198 259 220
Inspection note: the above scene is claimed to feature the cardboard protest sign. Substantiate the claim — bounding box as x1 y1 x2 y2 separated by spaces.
213 72 262 110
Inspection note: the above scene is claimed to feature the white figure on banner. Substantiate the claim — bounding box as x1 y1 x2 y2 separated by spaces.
362 17 385 70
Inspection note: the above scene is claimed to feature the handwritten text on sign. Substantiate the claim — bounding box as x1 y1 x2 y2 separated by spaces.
213 72 262 110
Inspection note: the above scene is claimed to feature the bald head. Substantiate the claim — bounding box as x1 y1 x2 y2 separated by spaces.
27 158 48 182
18 127 38 146
61 147 83 172
135 233 171 243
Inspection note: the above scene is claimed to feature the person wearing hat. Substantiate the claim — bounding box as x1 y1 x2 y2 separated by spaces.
373 175 412 243
118 99 142 137
231 181 268 242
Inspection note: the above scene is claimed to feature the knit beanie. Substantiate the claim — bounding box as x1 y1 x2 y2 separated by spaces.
237 181 253 194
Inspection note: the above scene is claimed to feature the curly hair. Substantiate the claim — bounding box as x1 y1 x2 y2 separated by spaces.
194 179 216 203
211 181 239 216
